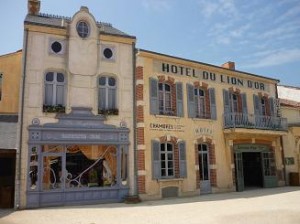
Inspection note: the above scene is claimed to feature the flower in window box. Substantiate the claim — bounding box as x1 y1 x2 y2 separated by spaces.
98 108 119 115
43 104 65 113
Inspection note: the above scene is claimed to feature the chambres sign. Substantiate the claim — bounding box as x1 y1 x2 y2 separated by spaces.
153 61 269 91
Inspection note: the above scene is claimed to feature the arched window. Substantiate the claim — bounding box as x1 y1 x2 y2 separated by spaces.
160 142 174 178
98 76 117 112
44 72 65 106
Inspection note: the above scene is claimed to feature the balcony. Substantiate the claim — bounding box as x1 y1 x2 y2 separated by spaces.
223 113 288 131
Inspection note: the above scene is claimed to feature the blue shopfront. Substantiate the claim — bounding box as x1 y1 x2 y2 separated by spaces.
26 108 130 208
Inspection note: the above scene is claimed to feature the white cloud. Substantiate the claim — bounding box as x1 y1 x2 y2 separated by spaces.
198 0 238 19
142 0 172 12
241 49 300 69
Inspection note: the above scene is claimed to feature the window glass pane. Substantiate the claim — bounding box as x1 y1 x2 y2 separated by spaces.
108 77 116 86
158 83 163 90
43 155 62 190
167 144 172 151
161 169 166 177
46 72 54 82
161 153 165 160
56 85 64 105
29 146 38 190
161 161 165 168
45 84 53 105
168 161 173 168
99 77 106 86
108 88 116 109
199 89 204 96
160 143 165 151
99 88 106 109
194 89 198 96
168 169 173 176
57 73 64 82
121 148 128 186
165 84 170 92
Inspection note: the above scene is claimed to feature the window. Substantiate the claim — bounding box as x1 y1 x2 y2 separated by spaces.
195 88 206 118
198 144 209 181
76 21 89 38
51 41 62 54
152 140 187 179
0 73 2 101
103 48 113 59
160 143 174 178
44 72 65 111
149 78 183 117
98 76 117 114
261 98 267 116
159 83 172 115
187 84 216 119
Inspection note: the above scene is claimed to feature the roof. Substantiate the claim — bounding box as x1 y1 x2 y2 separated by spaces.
24 13 135 39
137 49 280 83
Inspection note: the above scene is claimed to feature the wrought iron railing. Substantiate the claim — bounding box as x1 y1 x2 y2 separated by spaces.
223 113 288 131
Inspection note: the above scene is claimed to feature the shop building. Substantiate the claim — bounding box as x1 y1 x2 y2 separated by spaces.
0 50 22 208
136 49 288 199
18 0 136 208
278 85 300 186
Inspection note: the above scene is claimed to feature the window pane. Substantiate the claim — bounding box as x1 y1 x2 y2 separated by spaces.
57 73 64 82
159 83 163 90
167 153 173 160
99 77 106 86
108 88 116 109
108 77 116 86
161 169 166 177
168 161 173 168
160 143 165 152
161 161 165 168
165 84 170 92
56 85 64 105
161 153 165 160
46 72 54 82
45 84 53 105
167 144 172 151
168 169 173 176
99 88 106 109
43 156 62 190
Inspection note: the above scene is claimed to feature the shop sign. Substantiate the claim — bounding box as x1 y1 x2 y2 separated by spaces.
153 60 268 91
149 123 184 132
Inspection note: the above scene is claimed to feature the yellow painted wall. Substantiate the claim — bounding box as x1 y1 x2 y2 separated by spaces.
0 50 22 114
137 50 286 199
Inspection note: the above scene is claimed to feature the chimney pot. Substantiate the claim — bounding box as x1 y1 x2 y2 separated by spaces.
222 61 235 70
28 0 40 15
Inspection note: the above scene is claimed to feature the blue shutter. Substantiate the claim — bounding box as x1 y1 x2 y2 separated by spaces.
152 140 161 179
179 141 187 178
176 82 184 117
241 93 248 114
209 88 217 120
269 97 275 116
149 78 159 115
253 94 260 115
187 84 196 118
223 89 230 114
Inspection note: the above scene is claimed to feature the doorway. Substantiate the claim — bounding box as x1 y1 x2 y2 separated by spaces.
242 152 263 188
0 150 16 208
198 144 211 194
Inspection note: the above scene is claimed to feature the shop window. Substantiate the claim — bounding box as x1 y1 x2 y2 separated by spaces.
149 78 183 117
34 145 120 191
98 76 118 115
43 72 66 113
29 146 39 190
152 140 186 179
0 73 2 101
187 84 216 119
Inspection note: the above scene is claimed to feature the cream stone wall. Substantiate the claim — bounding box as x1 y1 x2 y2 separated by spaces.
137 50 285 199
20 7 136 208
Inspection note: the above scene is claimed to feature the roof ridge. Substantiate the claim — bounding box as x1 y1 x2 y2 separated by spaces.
38 12 71 21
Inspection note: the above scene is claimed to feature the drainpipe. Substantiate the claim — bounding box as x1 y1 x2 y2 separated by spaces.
16 28 29 209
275 83 286 185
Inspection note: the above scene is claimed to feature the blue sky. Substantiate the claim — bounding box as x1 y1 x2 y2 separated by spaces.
1 0 300 87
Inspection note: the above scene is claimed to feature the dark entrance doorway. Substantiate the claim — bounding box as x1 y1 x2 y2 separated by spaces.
0 150 16 208
242 152 263 188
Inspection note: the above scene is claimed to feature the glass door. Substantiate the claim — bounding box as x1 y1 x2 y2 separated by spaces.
198 144 211 194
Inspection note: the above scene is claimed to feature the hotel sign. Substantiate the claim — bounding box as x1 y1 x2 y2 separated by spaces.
154 61 269 91
150 123 184 132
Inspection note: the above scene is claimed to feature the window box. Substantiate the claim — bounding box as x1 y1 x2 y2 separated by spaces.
43 105 65 113
98 108 119 115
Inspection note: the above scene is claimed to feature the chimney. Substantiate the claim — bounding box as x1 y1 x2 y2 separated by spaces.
222 61 235 70
28 0 40 15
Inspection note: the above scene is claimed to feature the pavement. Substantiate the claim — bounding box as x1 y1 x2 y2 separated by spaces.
1 186 300 224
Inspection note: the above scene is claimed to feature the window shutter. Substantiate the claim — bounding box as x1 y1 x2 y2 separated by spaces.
45 83 53 105
241 93 248 114
179 141 187 178
152 140 161 179
253 94 260 115
269 97 275 116
223 89 230 114
187 84 196 118
209 88 217 120
149 78 159 115
176 82 184 117
56 84 64 106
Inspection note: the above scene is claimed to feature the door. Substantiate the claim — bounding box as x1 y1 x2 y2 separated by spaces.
234 152 244 191
262 152 277 188
198 144 211 194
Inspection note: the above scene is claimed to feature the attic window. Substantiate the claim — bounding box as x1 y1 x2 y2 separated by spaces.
76 21 89 38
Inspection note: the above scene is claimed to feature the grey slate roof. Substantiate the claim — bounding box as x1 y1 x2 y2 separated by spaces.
25 13 135 39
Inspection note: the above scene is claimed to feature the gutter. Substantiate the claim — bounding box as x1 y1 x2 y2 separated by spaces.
16 28 29 209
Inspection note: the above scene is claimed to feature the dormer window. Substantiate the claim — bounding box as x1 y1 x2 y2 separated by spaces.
76 21 89 38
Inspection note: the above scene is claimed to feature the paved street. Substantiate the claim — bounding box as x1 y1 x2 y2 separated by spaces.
1 187 300 224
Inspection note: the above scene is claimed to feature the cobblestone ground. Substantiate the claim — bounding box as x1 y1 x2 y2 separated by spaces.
1 187 300 224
